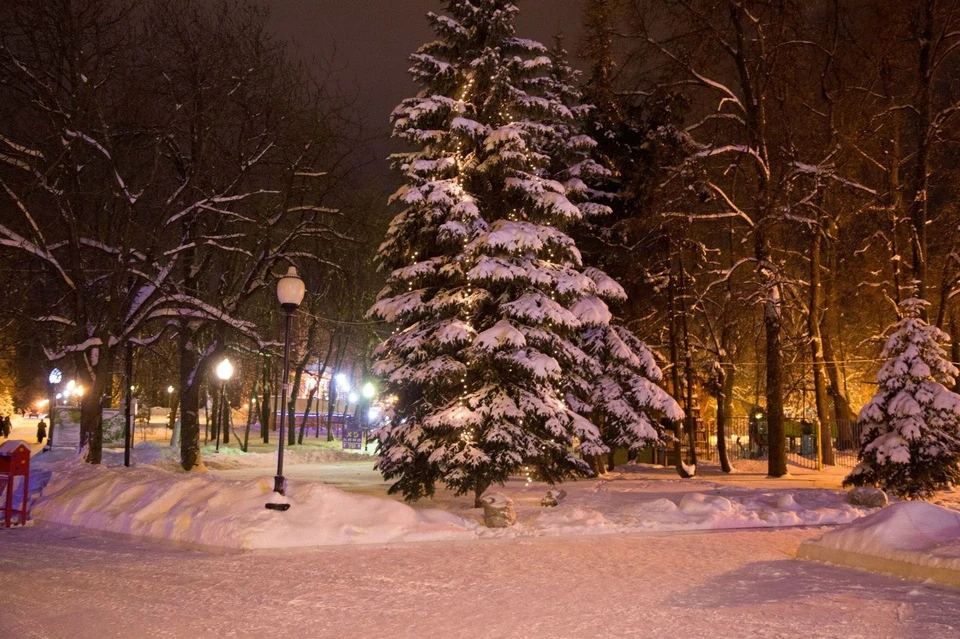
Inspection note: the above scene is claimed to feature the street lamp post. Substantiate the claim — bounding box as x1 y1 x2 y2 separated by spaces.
268 266 305 511
45 368 62 451
124 342 133 467
214 358 234 453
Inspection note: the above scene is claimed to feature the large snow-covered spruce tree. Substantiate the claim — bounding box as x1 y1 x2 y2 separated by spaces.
845 299 960 498
370 0 676 506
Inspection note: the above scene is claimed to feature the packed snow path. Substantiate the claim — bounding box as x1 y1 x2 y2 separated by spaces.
3 524 960 638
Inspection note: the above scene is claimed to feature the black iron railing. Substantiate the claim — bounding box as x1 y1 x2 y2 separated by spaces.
674 417 862 470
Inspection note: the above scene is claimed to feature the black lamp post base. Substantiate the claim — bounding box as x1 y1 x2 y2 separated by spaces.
266 476 289 510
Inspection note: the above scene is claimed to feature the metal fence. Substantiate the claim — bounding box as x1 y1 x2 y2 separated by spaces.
273 412 356 439
678 417 862 470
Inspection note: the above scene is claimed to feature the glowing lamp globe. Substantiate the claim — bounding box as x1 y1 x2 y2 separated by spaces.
277 266 306 312
216 358 234 382
49 368 62 385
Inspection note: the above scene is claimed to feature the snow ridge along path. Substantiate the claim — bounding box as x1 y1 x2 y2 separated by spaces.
27 443 875 551
798 500 960 586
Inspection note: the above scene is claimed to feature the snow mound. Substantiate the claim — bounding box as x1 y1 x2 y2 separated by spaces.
525 488 868 536
32 461 472 550
530 506 615 534
777 494 800 510
798 501 960 586
679 493 733 514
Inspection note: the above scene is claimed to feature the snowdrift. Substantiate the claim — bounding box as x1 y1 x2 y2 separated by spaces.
32 460 472 550
798 501 960 586
25 444 880 551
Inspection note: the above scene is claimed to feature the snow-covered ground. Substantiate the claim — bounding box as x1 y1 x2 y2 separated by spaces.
6 435 960 636
4 522 960 638
13 440 872 551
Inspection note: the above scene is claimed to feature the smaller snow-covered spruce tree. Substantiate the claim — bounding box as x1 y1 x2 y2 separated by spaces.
844 298 960 499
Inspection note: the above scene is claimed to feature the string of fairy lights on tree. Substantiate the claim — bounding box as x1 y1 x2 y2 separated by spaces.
388 40 586 470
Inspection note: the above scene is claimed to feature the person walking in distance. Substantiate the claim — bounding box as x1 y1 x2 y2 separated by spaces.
37 419 47 444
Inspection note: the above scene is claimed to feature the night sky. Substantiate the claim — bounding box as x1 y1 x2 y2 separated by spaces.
261 0 587 174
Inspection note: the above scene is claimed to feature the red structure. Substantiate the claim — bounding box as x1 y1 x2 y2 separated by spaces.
0 441 31 528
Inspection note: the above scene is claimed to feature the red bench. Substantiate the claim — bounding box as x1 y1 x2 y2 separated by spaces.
0 441 30 527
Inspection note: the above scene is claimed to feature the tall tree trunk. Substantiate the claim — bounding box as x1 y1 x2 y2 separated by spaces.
298 386 317 445
259 352 272 444
758 227 787 478
910 0 934 303
304 330 337 440
285 373 299 447
880 69 906 309
80 352 112 464
325 383 338 442
715 223 736 473
210 385 220 444
326 332 349 442
221 388 229 444
178 207 203 469
179 328 202 471
934 232 959 330
716 359 735 473
952 311 960 394
241 354 260 452
764 294 786 477
221 389 232 446
679 259 698 470
822 221 858 423
287 316 320 446
204 387 212 444
169 392 179 431
728 3 784 476
667 247 692 478
809 223 834 465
